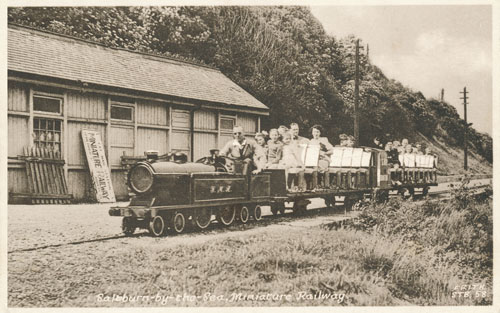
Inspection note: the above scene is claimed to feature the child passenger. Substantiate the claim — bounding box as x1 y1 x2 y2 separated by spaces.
279 131 305 191
265 129 283 169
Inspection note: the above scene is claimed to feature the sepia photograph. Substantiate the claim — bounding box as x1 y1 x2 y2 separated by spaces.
3 2 496 310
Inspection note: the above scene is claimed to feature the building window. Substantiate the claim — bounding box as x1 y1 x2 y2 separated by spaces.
111 104 133 121
33 117 62 152
33 95 62 114
220 117 235 131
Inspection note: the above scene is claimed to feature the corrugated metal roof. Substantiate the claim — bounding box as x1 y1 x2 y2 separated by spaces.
8 25 269 112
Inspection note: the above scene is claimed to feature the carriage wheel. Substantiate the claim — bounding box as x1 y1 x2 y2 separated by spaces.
293 200 308 215
194 208 212 229
122 217 136 236
270 203 284 216
376 190 389 203
217 206 236 226
239 206 249 224
252 205 262 221
422 186 430 197
343 197 357 211
324 197 334 208
171 212 186 234
149 215 166 237
399 188 412 200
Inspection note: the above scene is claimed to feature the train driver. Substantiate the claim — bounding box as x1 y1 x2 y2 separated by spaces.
220 125 263 175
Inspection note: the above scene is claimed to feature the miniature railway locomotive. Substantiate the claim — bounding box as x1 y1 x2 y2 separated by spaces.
109 147 438 236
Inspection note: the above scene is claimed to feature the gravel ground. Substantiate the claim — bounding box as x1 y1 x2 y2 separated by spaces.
8 198 332 252
8 202 126 252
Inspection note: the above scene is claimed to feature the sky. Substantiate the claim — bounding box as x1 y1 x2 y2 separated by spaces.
310 5 492 135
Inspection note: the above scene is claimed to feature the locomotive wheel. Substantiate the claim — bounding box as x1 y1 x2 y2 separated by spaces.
171 212 186 233
252 205 262 221
239 206 249 224
122 217 136 236
194 208 212 229
149 215 167 237
217 206 236 226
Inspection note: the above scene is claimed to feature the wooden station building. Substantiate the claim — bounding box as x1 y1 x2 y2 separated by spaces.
7 24 269 202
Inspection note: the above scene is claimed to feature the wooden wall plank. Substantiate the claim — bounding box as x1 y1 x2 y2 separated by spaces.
194 110 217 130
8 116 29 157
194 132 217 161
137 99 169 126
66 91 107 120
8 81 28 112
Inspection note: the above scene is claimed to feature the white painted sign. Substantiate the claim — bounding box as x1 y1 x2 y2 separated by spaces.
81 130 116 203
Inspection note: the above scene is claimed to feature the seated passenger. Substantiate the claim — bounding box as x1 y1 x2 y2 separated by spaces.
404 144 413 154
345 135 355 147
373 136 384 149
387 143 400 166
385 141 393 152
220 125 263 175
309 125 334 189
385 142 401 184
290 122 309 145
338 133 348 146
254 132 268 170
279 131 305 191
261 130 269 142
265 129 283 169
393 140 404 154
415 143 423 155
425 147 438 167
278 125 288 141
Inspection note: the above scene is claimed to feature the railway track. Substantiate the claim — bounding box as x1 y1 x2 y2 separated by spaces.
7 181 491 254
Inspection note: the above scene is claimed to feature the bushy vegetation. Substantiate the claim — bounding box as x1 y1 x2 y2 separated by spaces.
8 6 492 162
348 180 492 304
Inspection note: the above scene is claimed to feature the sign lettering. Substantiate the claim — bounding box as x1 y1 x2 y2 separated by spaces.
81 130 116 203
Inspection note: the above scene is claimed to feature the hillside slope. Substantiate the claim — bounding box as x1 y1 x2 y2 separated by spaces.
7 6 492 174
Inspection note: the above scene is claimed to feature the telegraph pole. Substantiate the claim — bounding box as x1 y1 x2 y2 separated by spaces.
460 87 468 170
354 39 360 146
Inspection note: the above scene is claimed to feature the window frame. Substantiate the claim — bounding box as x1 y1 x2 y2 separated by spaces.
110 103 135 123
219 115 236 132
32 116 63 153
33 94 63 115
